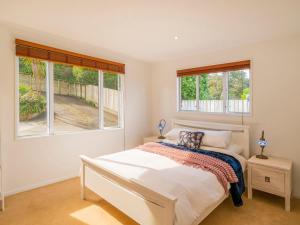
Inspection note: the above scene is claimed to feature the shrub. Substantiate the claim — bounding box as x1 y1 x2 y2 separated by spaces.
19 91 46 121
19 85 32 96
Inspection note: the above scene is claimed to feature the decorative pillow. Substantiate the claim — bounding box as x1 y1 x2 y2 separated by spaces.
178 131 205 149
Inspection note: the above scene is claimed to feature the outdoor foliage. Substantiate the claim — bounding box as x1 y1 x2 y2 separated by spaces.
19 57 46 92
228 70 249 100
54 64 99 85
19 85 32 96
19 57 34 75
104 72 119 90
199 74 209 99
19 57 119 89
19 58 47 120
54 64 74 82
200 74 223 100
19 90 46 121
181 76 196 100
181 70 249 100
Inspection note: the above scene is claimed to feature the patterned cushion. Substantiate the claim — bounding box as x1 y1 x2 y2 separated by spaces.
178 131 205 149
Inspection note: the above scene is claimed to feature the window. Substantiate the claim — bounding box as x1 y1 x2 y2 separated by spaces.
17 57 123 137
178 61 251 114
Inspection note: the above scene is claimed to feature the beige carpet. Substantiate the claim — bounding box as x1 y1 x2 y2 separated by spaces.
0 178 299 225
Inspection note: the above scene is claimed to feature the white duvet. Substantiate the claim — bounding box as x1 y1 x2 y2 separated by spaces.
90 145 246 225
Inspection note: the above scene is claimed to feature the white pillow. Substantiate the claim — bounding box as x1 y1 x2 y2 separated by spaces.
227 144 243 154
165 127 195 140
199 129 232 148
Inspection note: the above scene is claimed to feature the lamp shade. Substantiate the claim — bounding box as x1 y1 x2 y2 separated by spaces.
258 139 268 147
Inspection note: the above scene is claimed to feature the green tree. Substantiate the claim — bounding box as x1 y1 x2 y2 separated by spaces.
104 72 119 90
19 57 33 75
199 74 209 100
19 57 46 93
181 76 196 100
72 66 98 85
241 88 249 100
228 70 249 100
54 64 74 83
203 74 223 100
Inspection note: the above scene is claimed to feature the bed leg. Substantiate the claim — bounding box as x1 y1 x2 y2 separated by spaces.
81 162 86 200
164 202 175 225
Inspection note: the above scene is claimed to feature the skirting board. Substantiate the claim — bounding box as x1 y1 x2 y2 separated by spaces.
4 173 78 197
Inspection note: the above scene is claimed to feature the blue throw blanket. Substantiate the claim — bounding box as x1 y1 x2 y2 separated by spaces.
160 142 245 207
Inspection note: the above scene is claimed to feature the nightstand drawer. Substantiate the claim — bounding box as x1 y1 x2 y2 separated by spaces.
252 167 285 194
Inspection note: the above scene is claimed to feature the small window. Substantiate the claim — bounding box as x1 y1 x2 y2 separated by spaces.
177 61 251 115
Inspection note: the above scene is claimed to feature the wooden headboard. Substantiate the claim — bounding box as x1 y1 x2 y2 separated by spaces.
171 119 250 159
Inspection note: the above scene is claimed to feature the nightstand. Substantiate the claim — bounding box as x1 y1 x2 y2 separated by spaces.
143 136 164 144
248 155 292 211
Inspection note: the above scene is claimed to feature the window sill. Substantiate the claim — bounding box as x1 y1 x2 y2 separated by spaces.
16 127 124 140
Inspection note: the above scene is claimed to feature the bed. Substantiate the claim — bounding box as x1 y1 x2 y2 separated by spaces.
80 119 249 225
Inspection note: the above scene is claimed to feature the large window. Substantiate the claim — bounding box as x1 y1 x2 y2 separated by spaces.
17 56 123 137
178 61 251 114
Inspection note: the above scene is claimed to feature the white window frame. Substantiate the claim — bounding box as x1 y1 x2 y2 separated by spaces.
177 69 252 116
15 56 124 138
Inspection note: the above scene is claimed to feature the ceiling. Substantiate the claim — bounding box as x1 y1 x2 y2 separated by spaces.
0 0 300 62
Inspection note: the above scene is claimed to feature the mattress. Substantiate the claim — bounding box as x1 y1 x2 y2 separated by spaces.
88 145 246 225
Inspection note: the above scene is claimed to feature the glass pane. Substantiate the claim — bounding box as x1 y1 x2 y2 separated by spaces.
228 69 250 113
180 76 197 110
18 57 48 136
53 64 99 132
103 73 120 128
199 73 224 112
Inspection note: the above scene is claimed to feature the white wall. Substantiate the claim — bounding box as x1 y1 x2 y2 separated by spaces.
0 24 152 195
151 34 300 198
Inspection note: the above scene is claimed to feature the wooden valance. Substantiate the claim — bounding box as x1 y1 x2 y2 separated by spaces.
177 60 250 77
15 39 125 74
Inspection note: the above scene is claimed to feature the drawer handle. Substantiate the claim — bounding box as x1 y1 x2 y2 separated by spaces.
265 176 271 183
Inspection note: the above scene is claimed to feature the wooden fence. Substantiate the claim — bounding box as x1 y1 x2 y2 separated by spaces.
19 74 119 113
181 100 250 113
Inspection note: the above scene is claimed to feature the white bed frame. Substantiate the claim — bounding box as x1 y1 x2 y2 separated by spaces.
80 119 249 225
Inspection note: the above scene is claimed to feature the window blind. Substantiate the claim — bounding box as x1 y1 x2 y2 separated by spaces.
177 60 250 77
15 39 125 74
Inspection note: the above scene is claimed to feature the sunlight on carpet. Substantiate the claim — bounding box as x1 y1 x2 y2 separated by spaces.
70 204 124 225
